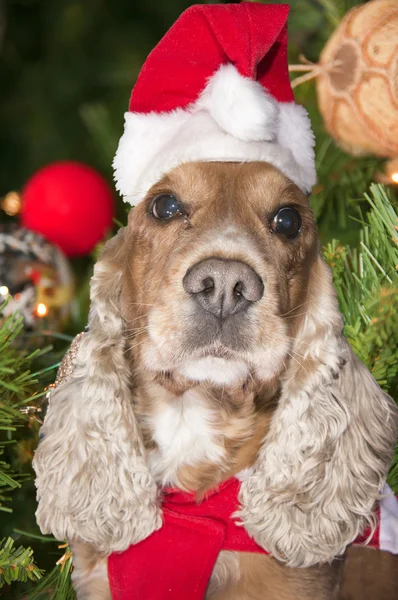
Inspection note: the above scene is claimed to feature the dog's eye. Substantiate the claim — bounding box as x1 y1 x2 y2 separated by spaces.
272 207 301 239
151 195 184 220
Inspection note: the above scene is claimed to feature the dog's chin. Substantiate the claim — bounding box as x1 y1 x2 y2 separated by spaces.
140 336 247 385
176 355 250 386
140 333 289 388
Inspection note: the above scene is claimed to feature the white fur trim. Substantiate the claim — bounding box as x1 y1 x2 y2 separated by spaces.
113 65 316 204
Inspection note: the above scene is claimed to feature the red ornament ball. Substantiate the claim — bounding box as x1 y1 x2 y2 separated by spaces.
21 161 115 257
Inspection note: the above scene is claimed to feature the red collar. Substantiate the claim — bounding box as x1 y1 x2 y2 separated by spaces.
108 477 382 600
108 478 265 600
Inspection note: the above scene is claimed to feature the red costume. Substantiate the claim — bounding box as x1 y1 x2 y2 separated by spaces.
108 478 398 600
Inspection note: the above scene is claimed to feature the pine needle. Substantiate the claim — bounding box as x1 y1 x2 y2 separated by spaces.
0 537 43 587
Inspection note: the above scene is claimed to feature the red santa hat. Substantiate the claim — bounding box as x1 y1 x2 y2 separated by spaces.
113 2 316 205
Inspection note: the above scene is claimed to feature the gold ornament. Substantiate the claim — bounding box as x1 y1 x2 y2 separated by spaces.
316 0 398 157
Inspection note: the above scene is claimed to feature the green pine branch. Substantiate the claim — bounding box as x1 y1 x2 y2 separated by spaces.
26 545 75 600
0 537 43 587
323 184 398 492
324 184 398 390
0 308 44 512
0 311 33 512
0 308 60 591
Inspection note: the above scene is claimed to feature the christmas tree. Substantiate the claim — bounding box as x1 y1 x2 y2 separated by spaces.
0 0 397 598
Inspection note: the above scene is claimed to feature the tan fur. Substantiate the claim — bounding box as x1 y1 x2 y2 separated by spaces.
40 161 397 599
340 547 398 600
209 552 343 600
70 541 110 600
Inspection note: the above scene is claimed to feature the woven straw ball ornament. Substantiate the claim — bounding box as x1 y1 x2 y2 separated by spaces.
316 0 398 158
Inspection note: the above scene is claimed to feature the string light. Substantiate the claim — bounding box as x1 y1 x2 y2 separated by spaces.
385 158 398 185
0 285 9 296
1 191 22 216
36 303 48 317
375 159 398 185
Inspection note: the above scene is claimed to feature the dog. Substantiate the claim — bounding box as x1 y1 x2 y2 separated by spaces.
34 160 398 599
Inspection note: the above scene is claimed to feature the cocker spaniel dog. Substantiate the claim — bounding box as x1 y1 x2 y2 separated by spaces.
34 160 397 599
33 3 398 599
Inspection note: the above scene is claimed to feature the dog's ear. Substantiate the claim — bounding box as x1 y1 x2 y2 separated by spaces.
239 257 397 567
33 228 161 554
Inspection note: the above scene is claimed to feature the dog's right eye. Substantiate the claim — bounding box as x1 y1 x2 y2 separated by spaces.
151 195 184 220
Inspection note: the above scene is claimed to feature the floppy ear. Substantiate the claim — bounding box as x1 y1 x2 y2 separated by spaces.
239 257 397 567
33 228 161 554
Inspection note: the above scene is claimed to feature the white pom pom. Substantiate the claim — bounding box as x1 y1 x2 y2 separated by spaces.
197 63 278 142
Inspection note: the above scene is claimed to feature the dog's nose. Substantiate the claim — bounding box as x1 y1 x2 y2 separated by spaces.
183 258 264 319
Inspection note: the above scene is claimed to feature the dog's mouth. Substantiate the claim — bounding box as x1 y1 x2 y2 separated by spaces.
185 310 252 353
185 339 246 363
203 343 237 359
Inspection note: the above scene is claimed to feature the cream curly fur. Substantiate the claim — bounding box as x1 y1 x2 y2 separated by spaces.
239 259 397 567
33 229 161 553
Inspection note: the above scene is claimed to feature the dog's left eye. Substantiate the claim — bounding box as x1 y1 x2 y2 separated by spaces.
151 195 184 220
272 207 301 239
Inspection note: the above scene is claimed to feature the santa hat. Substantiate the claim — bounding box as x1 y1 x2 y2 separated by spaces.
113 2 316 205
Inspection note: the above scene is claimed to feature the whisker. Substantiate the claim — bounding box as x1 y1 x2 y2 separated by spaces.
284 335 339 356
124 328 149 340
124 324 149 332
124 315 149 327
260 341 288 374
126 302 156 307
289 348 307 359
123 337 148 354
246 370 255 386
279 300 311 317
282 311 309 320
286 350 310 375
200 381 223 406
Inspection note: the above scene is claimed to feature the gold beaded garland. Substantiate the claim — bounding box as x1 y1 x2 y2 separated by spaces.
53 332 85 389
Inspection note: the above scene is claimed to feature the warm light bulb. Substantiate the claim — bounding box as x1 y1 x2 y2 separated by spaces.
1 191 21 216
391 172 398 183
0 285 9 296
36 303 48 317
